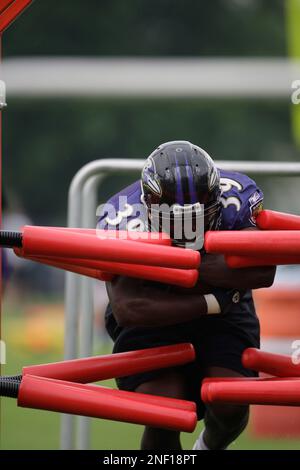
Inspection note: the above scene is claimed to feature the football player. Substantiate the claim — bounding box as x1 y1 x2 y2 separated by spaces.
98 141 276 450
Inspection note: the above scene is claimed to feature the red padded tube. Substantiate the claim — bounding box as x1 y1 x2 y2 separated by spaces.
21 225 200 269
22 343 196 382
18 375 197 432
257 210 300 231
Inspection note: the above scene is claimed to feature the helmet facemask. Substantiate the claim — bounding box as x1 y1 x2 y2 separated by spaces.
145 201 202 250
143 185 222 250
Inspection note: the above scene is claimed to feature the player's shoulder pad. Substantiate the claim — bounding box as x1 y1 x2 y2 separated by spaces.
97 180 146 231
219 169 258 196
219 169 264 230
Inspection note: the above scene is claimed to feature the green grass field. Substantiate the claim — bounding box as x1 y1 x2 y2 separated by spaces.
1 299 300 450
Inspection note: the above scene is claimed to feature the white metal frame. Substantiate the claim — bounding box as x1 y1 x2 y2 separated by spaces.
3 58 300 98
62 158 300 450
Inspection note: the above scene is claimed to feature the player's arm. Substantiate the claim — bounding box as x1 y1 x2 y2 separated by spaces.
198 228 276 289
106 276 230 328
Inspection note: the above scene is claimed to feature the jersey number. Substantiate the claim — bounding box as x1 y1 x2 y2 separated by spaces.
105 203 145 230
220 177 242 211
105 203 133 226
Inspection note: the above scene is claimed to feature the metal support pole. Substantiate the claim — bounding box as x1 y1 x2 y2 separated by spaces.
76 175 102 450
61 159 143 450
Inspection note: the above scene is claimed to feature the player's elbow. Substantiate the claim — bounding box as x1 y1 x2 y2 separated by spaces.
112 301 131 327
113 298 147 328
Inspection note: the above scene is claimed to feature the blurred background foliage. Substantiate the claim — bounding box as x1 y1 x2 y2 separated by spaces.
4 0 286 57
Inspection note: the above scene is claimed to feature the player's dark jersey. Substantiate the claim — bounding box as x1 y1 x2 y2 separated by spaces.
100 169 261 390
97 169 264 233
98 169 262 334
